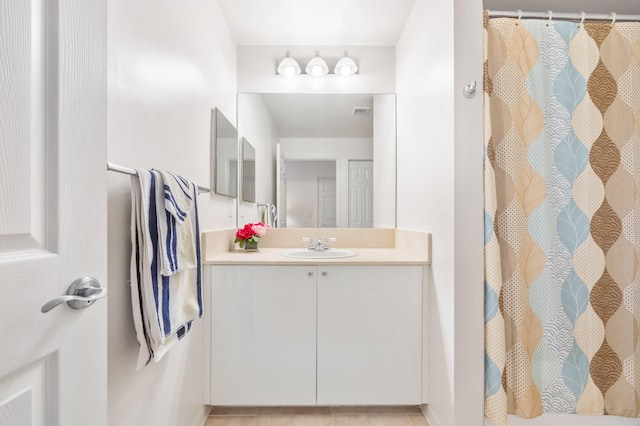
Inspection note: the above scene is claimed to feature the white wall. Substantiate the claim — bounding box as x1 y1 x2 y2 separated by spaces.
373 94 397 228
396 0 455 425
237 94 281 224
237 46 396 94
453 0 485 425
398 0 486 425
107 1 236 425
281 138 373 228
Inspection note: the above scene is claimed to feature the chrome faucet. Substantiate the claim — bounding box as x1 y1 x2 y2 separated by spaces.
301 237 337 251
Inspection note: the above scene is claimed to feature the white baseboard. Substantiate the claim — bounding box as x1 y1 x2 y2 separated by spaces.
193 405 210 426
422 404 442 426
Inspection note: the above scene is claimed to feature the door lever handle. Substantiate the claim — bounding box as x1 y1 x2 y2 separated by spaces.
41 277 108 313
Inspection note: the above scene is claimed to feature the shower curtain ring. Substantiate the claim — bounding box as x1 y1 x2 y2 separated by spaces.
579 12 586 28
516 9 522 22
546 10 553 27
610 12 617 26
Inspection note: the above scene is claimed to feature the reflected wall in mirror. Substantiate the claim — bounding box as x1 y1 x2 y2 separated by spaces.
287 160 336 228
242 138 256 203
237 93 396 228
211 108 238 198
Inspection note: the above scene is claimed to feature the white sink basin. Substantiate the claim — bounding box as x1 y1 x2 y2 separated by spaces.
281 249 359 259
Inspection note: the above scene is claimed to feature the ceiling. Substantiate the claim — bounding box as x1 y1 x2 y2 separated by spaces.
216 0 640 48
215 0 418 46
258 94 374 138
216 0 640 47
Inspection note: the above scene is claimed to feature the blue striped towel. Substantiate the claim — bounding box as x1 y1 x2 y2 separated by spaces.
130 169 202 368
156 170 197 276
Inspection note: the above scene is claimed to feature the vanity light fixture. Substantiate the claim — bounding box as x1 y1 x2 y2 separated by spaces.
334 51 358 76
277 51 301 77
277 51 358 77
305 51 329 77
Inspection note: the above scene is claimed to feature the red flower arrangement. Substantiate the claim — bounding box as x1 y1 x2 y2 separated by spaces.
234 222 268 249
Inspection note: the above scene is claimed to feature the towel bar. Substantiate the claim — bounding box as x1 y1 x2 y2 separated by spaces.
107 162 210 194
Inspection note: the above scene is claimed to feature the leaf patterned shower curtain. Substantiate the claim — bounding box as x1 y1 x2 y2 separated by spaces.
483 12 640 426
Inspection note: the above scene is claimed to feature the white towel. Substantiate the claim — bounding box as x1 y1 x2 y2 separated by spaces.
270 204 278 228
260 203 278 228
156 170 197 276
130 169 203 369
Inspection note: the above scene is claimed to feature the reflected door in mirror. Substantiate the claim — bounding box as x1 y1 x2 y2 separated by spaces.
348 160 373 228
318 178 336 228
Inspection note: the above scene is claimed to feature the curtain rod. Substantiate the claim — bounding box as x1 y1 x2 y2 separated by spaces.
107 161 210 194
487 10 640 22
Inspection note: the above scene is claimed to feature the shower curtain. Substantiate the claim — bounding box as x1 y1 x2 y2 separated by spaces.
484 12 640 426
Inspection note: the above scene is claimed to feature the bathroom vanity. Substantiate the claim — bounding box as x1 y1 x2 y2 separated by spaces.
203 229 431 407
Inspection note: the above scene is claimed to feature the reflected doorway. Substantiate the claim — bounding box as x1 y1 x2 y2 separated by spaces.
285 160 336 228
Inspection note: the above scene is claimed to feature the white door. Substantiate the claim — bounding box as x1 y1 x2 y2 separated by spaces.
317 178 336 228
348 160 374 228
0 0 107 425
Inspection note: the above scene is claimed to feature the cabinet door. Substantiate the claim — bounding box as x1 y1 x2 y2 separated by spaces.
317 266 422 405
211 265 317 405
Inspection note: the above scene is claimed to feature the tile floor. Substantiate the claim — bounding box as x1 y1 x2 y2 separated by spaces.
205 406 429 425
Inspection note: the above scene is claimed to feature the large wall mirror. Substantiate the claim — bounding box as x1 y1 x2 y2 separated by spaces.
211 108 238 198
237 93 396 228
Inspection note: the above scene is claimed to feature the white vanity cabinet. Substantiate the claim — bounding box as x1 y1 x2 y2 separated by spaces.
208 264 423 406
316 266 422 405
210 265 317 405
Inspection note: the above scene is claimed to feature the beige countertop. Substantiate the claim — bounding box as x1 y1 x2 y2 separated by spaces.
202 228 431 266
204 247 429 266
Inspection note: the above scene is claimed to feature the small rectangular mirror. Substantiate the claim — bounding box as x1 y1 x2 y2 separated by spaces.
211 108 238 198
242 137 256 203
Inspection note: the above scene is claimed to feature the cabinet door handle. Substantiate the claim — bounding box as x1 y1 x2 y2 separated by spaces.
321 271 328 277
307 271 314 277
